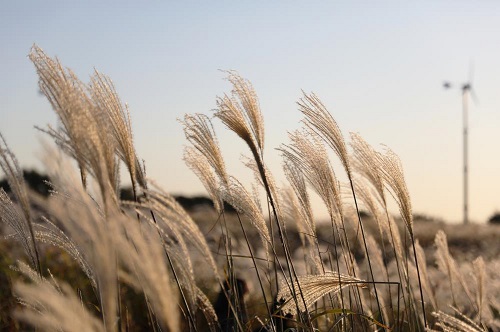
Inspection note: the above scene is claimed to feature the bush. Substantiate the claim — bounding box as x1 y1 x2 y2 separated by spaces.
488 212 500 224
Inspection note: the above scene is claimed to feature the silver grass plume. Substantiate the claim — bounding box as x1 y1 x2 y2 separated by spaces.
33 218 96 289
142 190 219 278
0 190 39 274
350 133 387 208
377 148 428 326
431 308 487 332
14 261 105 332
111 213 180 332
282 161 316 240
131 203 197 309
181 113 229 185
42 177 118 332
376 148 413 236
365 236 386 286
298 92 351 174
0 134 41 275
434 230 474 309
276 272 366 315
220 177 271 255
280 130 343 223
282 161 323 274
29 45 119 207
89 70 146 190
29 45 90 188
282 188 322 274
215 71 264 158
195 286 220 332
353 182 390 241
415 240 438 310
219 71 264 152
472 257 485 323
183 147 224 214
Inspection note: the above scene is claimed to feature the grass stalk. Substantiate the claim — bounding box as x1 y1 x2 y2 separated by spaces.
348 179 385 330
235 211 275 331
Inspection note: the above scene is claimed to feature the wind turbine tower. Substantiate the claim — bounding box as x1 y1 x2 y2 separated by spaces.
443 72 477 224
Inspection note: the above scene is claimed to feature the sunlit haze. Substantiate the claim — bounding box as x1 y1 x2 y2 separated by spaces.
2 1 500 223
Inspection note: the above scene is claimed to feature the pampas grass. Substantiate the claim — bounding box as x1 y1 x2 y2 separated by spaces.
0 45 498 331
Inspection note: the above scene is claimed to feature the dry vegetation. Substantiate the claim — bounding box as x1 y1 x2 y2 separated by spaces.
0 45 499 331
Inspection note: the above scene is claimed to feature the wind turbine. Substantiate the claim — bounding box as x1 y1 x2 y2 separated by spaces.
443 66 478 224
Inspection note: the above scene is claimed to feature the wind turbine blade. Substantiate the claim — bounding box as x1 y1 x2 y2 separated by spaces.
468 59 475 85
470 88 480 106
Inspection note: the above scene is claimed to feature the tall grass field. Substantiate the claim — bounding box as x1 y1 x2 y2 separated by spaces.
0 45 499 331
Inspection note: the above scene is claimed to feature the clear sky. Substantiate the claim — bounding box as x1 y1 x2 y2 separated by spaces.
1 1 500 223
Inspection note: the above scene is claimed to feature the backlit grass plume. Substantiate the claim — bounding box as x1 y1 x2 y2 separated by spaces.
183 147 224 214
0 134 41 276
90 70 146 192
14 262 105 332
276 272 367 315
29 45 120 207
220 177 271 255
181 113 229 186
298 92 350 174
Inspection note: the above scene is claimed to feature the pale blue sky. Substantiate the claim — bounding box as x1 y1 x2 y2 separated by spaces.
1 1 500 223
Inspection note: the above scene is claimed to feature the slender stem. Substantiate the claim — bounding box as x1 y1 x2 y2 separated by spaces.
149 208 198 331
410 234 428 328
252 148 312 327
235 212 275 331
348 178 385 330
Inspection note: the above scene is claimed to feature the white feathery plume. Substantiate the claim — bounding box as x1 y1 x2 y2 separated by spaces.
280 130 342 223
181 113 229 185
183 147 224 214
298 92 351 174
220 177 271 255
14 261 105 332
277 272 366 315
111 213 180 332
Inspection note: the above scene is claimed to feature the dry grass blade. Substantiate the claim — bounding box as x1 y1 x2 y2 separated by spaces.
277 272 366 315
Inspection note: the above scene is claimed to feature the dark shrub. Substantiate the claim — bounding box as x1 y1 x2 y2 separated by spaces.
488 212 500 224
